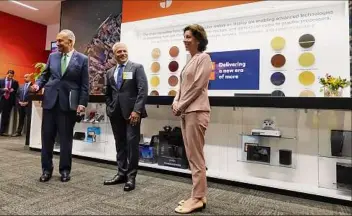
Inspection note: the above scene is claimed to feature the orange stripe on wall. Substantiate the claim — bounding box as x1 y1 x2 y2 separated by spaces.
122 0 259 23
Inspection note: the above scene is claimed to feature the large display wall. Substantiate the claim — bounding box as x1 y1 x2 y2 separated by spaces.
121 0 351 97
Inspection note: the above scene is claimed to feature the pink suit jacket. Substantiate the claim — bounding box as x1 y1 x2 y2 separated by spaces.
173 52 212 113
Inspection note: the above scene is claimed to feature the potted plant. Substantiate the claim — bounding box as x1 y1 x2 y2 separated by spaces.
33 63 46 80
32 62 46 94
319 74 351 97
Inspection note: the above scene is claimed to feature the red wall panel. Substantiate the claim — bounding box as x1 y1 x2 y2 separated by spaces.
0 11 50 84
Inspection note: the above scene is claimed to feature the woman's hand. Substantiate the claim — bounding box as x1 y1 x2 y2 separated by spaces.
172 103 181 116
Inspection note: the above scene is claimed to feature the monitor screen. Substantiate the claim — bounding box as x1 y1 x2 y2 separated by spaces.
51 41 58 53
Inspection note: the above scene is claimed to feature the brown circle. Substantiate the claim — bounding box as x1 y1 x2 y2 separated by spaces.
169 46 179 58
151 48 161 59
151 62 160 73
168 90 177 96
168 61 179 72
271 54 286 68
150 90 159 96
168 75 178 87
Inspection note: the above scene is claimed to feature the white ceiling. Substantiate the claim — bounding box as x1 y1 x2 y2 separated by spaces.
0 0 62 25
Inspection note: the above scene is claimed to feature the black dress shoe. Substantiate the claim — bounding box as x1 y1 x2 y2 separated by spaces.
124 179 135 192
39 172 52 182
60 172 71 182
104 174 126 185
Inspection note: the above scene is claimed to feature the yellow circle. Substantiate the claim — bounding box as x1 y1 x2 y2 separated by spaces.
168 90 177 96
271 36 285 51
299 52 315 67
299 90 316 97
150 76 160 87
298 71 315 86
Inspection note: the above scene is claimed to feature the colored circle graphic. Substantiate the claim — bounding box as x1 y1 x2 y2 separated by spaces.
150 76 160 87
168 75 179 87
150 90 159 96
151 48 161 59
271 54 286 68
298 71 315 86
169 61 179 72
271 36 285 51
299 34 315 48
151 62 160 73
168 90 177 96
299 90 316 97
271 90 285 97
270 72 286 86
169 46 179 57
299 52 315 67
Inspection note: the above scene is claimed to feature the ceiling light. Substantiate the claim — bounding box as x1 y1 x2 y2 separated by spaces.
9 0 39 11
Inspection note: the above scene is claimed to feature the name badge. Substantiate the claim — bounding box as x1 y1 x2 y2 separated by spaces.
123 72 133 80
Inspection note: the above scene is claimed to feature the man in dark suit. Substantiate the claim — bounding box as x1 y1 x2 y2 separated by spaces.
31 29 89 183
12 73 32 137
0 70 19 136
103 42 148 191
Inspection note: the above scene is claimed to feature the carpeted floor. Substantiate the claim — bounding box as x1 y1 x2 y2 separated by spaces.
0 136 351 215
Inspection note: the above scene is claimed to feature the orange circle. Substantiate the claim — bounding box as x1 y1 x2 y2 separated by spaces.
169 46 179 58
151 62 160 73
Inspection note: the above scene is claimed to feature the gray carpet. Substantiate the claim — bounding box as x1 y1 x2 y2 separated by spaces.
0 136 351 215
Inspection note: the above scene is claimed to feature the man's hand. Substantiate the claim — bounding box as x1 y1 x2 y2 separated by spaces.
9 88 14 93
3 88 9 92
19 101 28 107
129 111 140 126
76 105 85 114
30 84 39 93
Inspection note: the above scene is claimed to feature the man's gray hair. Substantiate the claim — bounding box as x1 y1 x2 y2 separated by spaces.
60 29 76 46
112 42 127 53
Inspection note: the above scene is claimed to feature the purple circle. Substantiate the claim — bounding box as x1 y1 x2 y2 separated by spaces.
270 72 286 86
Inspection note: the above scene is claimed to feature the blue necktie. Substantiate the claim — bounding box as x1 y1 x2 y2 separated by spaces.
116 64 124 89
22 83 28 101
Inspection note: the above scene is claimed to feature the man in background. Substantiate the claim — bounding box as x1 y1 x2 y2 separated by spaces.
12 73 32 137
103 42 148 191
0 70 19 136
31 29 89 183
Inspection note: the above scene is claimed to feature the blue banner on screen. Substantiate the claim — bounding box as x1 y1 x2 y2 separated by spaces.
208 49 260 90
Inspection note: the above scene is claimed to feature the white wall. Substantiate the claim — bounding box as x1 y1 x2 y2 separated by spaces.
45 23 60 50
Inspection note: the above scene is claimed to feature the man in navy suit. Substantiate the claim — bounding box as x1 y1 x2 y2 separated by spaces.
31 29 89 183
12 73 32 137
0 70 19 136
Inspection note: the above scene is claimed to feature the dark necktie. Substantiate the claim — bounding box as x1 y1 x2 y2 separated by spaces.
22 83 28 101
116 64 124 89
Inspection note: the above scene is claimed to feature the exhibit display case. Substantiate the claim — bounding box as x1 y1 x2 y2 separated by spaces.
27 95 352 202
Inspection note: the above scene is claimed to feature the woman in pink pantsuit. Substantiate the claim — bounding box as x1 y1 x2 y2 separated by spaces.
172 24 212 214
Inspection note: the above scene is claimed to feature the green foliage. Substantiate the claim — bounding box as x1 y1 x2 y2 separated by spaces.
33 63 46 81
